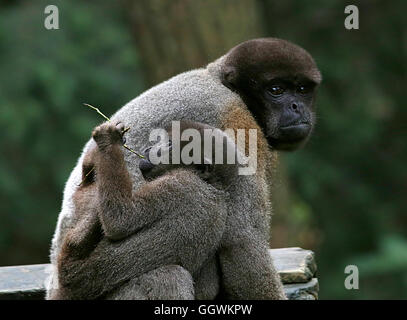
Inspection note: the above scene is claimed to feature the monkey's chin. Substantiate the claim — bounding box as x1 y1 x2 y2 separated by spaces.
267 135 309 151
269 123 311 151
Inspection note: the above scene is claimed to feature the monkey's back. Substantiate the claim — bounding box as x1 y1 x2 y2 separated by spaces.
110 64 243 177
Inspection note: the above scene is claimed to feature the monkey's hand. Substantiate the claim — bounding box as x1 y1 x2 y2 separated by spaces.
92 122 125 151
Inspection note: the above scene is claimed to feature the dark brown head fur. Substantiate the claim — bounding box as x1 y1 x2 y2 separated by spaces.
221 38 322 151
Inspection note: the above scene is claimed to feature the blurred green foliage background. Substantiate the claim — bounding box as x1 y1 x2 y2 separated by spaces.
0 0 405 299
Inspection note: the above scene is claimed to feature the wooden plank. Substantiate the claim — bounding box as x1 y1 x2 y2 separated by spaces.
0 247 317 300
0 264 49 300
270 247 317 284
285 278 319 300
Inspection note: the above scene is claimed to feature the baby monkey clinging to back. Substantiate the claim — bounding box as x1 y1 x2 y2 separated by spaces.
51 121 240 299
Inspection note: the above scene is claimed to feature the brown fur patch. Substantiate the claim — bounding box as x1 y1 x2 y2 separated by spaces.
220 102 276 175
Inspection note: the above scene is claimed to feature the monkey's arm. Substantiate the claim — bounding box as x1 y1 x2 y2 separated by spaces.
218 230 286 300
93 123 167 241
217 180 286 300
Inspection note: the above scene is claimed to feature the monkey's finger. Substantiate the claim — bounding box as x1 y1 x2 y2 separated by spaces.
115 122 125 133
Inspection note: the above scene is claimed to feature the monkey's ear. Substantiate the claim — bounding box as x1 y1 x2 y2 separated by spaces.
220 65 238 91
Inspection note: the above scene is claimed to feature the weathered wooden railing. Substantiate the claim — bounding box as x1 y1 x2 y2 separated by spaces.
0 247 318 300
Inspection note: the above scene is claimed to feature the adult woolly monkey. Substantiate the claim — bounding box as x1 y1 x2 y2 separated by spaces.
47 38 321 300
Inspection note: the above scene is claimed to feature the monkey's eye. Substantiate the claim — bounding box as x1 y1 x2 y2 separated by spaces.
268 85 284 96
297 85 310 94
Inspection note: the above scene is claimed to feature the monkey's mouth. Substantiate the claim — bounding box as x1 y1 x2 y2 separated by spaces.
279 123 311 140
280 123 311 136
268 122 311 151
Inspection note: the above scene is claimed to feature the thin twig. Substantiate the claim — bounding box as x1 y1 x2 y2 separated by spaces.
78 167 94 187
83 103 144 158
84 167 95 178
123 144 142 156
77 103 145 186
83 103 132 134
83 103 111 122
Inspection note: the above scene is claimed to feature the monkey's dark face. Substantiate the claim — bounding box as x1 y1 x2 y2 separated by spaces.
249 75 317 151
139 142 174 180
221 38 321 151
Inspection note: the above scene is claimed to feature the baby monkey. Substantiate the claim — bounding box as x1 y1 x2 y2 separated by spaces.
139 120 239 188
50 121 240 300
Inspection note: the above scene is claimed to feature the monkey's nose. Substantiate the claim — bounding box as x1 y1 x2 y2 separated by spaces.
139 159 155 173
